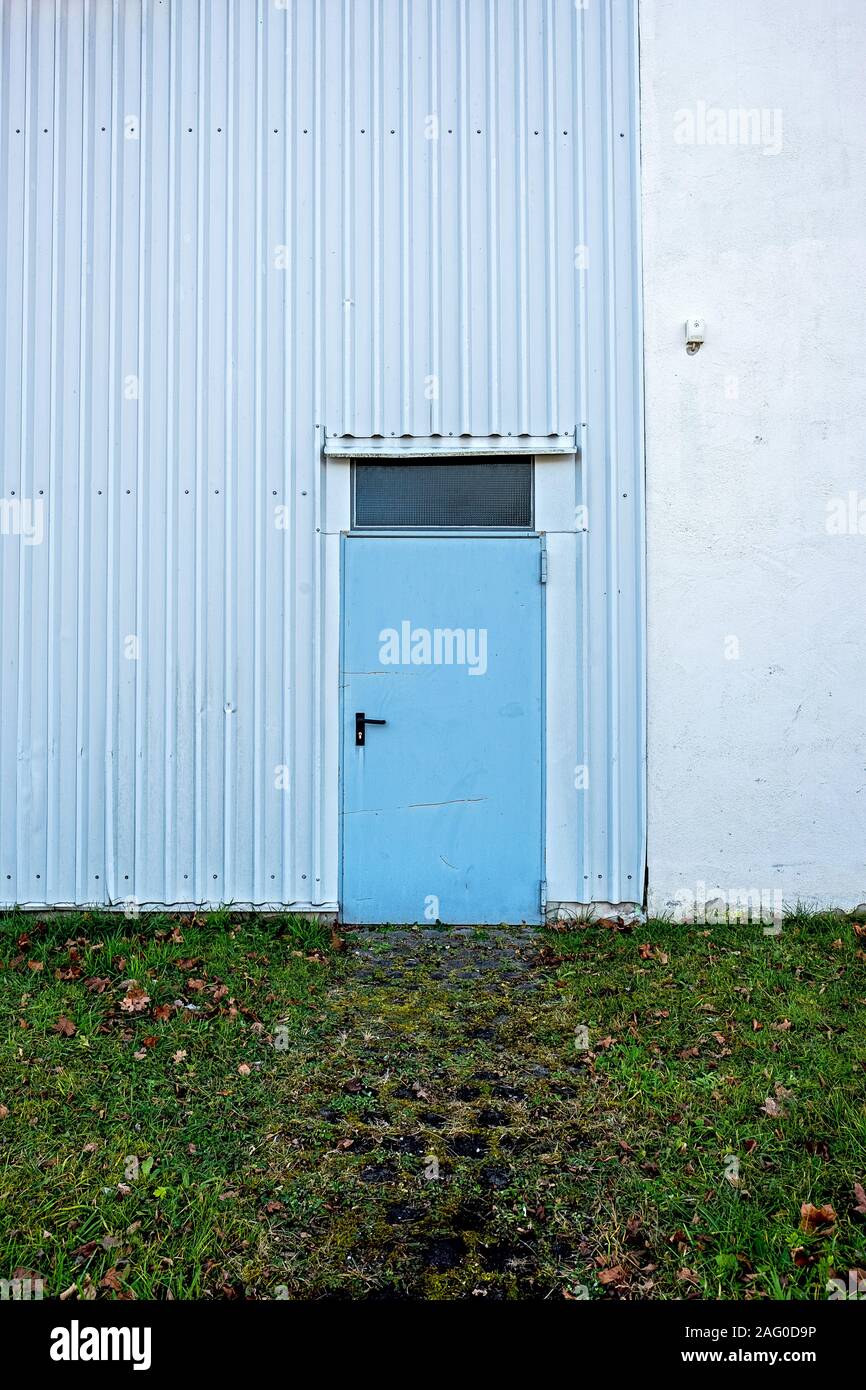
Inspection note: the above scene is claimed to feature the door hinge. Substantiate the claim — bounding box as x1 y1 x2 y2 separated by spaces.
540 879 547 912
539 544 548 584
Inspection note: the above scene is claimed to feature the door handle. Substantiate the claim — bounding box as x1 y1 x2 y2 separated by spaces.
355 712 387 747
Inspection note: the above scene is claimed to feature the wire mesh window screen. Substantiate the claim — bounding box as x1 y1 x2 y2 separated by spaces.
352 459 533 529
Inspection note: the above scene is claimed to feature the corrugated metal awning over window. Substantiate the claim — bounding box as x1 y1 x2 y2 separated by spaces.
323 433 578 459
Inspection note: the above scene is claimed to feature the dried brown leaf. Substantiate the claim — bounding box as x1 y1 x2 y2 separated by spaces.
799 1202 836 1233
119 986 150 1014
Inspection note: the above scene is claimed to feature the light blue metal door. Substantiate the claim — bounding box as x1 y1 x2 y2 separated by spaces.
341 536 544 925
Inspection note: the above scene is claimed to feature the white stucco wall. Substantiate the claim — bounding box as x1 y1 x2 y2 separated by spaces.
639 0 866 912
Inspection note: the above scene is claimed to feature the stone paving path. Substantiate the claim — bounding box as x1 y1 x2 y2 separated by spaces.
270 923 598 1298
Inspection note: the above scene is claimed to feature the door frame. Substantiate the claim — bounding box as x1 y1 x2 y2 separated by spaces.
338 528 547 925
322 447 582 921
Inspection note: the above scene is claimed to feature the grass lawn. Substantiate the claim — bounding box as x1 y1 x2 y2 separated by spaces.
1 907 864 1300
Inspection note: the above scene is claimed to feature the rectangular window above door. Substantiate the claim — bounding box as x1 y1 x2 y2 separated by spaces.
351 458 533 530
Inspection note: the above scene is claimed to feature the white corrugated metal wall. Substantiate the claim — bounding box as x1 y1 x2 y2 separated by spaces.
0 0 643 910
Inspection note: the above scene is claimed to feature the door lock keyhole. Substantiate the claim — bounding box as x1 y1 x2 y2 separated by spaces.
355 711 387 747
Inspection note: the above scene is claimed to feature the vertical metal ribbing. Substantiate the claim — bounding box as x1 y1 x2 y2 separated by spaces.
280 0 294 903
252 0 265 900
485 0 500 435
103 0 120 902
543 0 559 434
192 0 207 900
0 1 644 912
75 0 92 903
515 0 529 435
458 0 470 433
428 0 442 437
311 0 324 904
163 0 178 900
0 0 5 888
400 0 412 434
15 0 33 892
371 0 382 436
341 0 353 435
221 0 235 900
601 0 620 895
132 1 147 902
45 0 62 899
574 0 590 898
